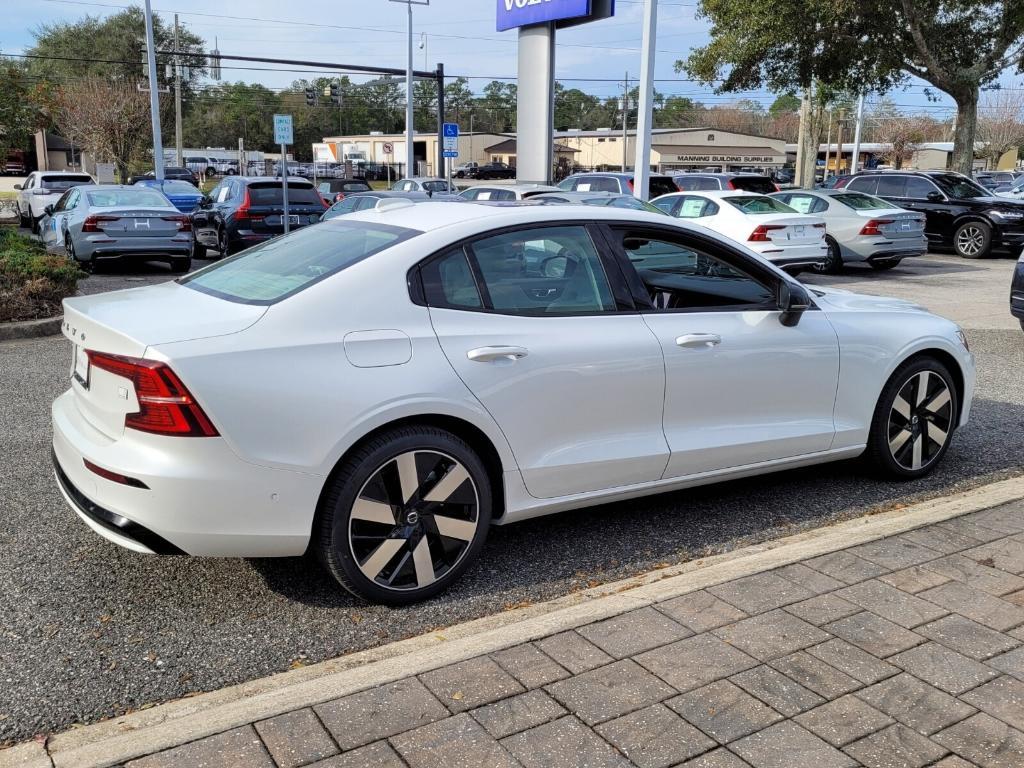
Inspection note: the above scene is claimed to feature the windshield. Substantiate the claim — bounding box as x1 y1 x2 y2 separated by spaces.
181 221 418 304
247 182 323 205
160 181 200 195
422 180 451 193
40 175 92 191
86 189 173 208
832 192 894 211
930 174 989 200
725 195 796 214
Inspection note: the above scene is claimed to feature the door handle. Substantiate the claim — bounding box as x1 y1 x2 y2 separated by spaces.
675 333 721 349
467 346 529 363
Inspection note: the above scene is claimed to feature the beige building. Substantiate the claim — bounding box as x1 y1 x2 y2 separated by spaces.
319 132 509 175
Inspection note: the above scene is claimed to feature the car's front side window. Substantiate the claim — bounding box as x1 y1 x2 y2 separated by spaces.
437 225 618 316
616 231 776 311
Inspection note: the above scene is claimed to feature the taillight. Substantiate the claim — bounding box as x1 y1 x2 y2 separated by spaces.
627 178 634 191
86 352 219 437
727 180 737 190
748 224 786 242
334 192 345 203
161 214 191 232
859 219 893 236
82 215 119 232
234 188 264 223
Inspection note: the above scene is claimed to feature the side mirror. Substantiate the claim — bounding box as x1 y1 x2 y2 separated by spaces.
43 204 55 216
777 281 812 327
926 191 944 202
13 184 21 190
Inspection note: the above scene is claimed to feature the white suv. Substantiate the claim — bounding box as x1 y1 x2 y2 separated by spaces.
15 171 93 233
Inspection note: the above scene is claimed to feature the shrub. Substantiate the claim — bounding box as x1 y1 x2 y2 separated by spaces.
0 229 84 322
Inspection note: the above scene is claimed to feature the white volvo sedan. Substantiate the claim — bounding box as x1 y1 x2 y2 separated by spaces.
651 190 829 274
53 202 974 604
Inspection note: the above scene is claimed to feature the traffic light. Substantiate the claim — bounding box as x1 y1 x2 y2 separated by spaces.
304 87 317 106
329 82 342 106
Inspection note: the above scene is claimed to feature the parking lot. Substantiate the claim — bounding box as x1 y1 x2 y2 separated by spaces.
1 250 1021 745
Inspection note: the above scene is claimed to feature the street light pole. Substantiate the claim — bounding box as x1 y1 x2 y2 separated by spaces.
390 0 429 179
632 0 657 199
174 14 183 167
143 0 164 181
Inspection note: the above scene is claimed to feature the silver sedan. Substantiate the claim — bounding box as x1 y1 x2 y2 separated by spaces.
770 189 927 273
40 185 194 272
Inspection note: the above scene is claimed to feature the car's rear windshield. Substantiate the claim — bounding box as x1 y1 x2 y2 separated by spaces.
86 189 174 208
724 195 795 214
340 181 370 191
160 181 200 195
648 177 681 197
247 182 323 205
594 196 665 214
179 221 419 305
421 180 450 193
832 192 893 211
41 175 92 190
729 176 777 194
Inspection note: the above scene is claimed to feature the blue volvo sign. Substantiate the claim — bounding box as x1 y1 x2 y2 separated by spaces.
497 0 593 31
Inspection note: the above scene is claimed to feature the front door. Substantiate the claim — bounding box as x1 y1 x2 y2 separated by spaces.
421 223 669 499
603 224 840 478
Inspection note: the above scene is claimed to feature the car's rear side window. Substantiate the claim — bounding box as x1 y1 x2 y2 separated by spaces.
729 176 777 194
180 221 418 304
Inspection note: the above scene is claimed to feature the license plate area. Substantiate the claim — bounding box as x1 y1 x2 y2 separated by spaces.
73 344 90 388
791 225 804 238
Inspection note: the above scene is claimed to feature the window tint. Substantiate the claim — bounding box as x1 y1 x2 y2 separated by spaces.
322 198 360 219
930 174 987 199
729 176 777 194
846 176 878 195
649 177 681 197
161 181 199 195
676 176 720 191
181 221 417 304
557 177 576 190
247 183 322 205
40 175 92 191
903 177 939 199
53 189 74 212
602 196 665 214
576 177 619 193
783 195 824 214
621 235 775 310
675 197 719 218
874 175 907 197
422 180 451 193
422 248 483 309
832 193 895 211
354 196 380 211
652 197 679 215
467 226 616 315
724 196 795 214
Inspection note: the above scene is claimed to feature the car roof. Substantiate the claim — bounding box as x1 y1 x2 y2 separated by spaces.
655 189 764 199
568 171 672 179
464 183 558 193
37 170 92 176
346 190 430 199
236 176 315 185
533 191 629 200
401 176 448 183
672 172 766 178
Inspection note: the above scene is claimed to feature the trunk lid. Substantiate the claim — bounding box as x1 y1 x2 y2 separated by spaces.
750 214 825 245
61 281 266 439
89 208 185 238
237 182 327 236
856 209 925 239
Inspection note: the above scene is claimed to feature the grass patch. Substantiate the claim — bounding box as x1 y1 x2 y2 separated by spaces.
0 229 84 322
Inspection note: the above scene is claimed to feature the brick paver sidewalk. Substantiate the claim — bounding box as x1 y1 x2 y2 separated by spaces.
129 502 1024 768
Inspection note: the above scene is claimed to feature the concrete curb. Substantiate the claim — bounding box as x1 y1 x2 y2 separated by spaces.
8 475 1024 768
0 316 62 342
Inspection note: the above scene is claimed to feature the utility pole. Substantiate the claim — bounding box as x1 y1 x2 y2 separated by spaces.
823 110 832 182
795 87 813 189
621 71 629 172
143 0 164 181
632 0 657 199
834 112 846 177
174 14 183 167
851 92 865 174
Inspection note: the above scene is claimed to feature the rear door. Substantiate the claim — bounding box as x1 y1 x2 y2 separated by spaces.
895 176 956 245
421 223 669 498
244 182 326 235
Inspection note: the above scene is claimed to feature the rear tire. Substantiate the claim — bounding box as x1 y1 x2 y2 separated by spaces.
953 221 991 258
814 236 843 274
869 259 901 271
316 426 491 605
17 206 29 230
865 356 958 479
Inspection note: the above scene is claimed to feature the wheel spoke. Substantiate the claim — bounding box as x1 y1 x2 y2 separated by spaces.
889 428 912 454
924 388 950 414
395 452 420 504
411 537 435 587
359 538 405 581
911 434 923 469
915 371 930 406
434 515 477 541
351 498 396 526
892 395 912 421
423 463 470 503
926 422 948 448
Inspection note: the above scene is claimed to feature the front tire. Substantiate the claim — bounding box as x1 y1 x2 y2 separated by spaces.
17 206 29 229
865 356 958 479
953 221 991 259
316 426 491 605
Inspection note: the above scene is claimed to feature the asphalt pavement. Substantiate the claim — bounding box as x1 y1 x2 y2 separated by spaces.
0 252 1022 745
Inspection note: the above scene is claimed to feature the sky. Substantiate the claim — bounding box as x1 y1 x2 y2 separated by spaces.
2 0 1019 119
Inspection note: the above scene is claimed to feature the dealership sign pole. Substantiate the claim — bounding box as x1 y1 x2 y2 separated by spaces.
632 0 657 200
499 0 615 185
143 0 164 182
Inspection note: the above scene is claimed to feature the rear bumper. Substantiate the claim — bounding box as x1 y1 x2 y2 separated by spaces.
841 235 928 263
78 237 193 260
52 389 323 557
750 242 827 270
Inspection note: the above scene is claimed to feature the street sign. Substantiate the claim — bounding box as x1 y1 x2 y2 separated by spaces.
443 123 459 152
383 142 394 155
496 0 614 31
443 150 458 158
273 114 293 145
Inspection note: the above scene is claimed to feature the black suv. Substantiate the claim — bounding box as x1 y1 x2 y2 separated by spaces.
468 162 516 180
842 170 1024 258
672 172 778 194
190 177 327 257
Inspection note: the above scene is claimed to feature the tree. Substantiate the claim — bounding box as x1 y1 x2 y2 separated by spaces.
53 78 152 181
677 0 1024 174
976 90 1024 167
554 84 602 130
768 93 801 118
444 77 475 126
655 96 702 128
478 81 517 133
182 82 280 153
0 57 53 160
